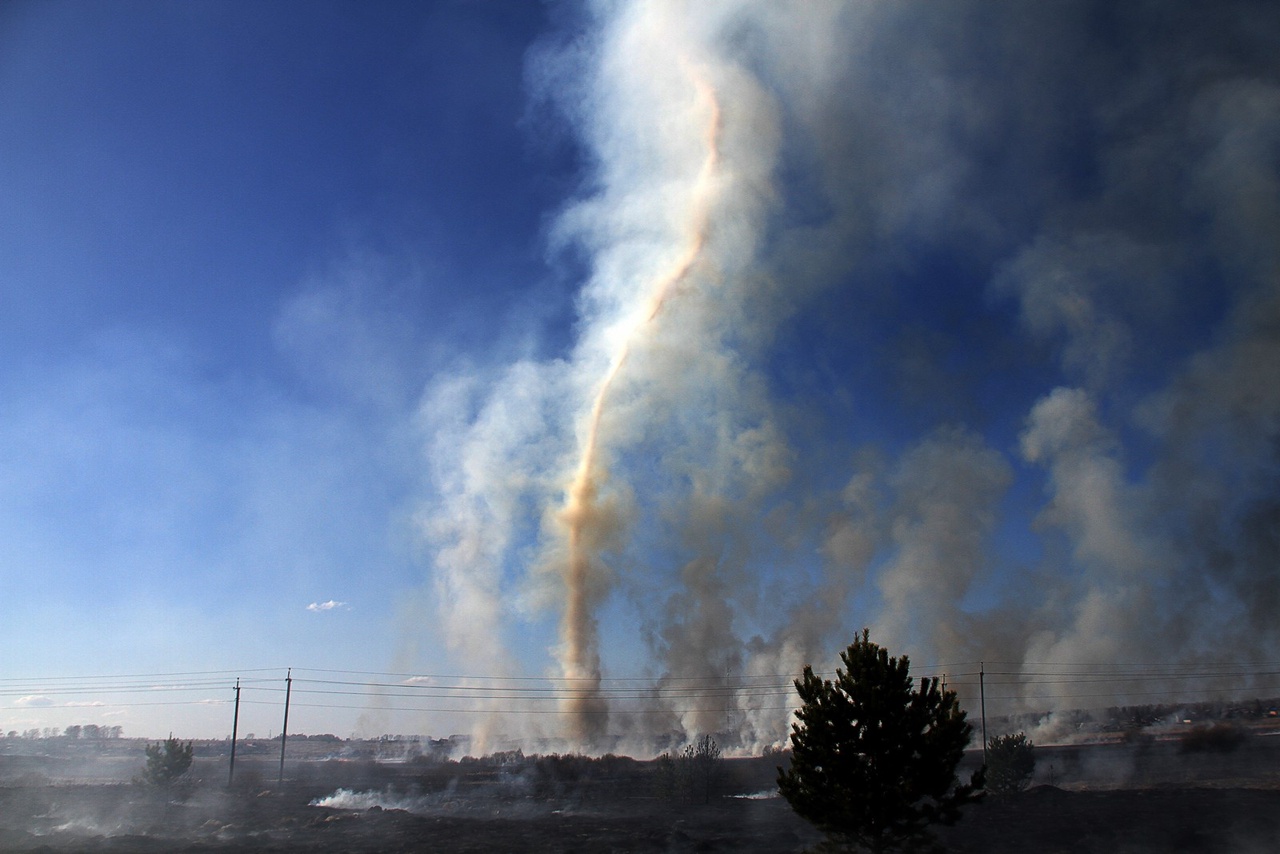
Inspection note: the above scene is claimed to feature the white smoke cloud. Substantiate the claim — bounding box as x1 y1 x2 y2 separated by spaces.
1017 388 1168 700
992 233 1177 389
408 0 1280 751
871 428 1012 665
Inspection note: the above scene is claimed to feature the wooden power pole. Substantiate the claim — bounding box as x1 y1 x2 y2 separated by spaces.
278 669 292 787
228 678 240 787
980 663 987 764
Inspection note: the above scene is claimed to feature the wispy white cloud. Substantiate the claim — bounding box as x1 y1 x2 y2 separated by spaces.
306 600 348 613
15 696 53 707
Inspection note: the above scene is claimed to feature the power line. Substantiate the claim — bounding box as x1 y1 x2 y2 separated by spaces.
238 699 798 716
4 663 1280 721
0 679 278 698
288 666 798 685
291 676 797 696
0 668 283 684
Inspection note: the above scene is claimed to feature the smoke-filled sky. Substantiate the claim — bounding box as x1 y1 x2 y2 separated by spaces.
2 0 1278 747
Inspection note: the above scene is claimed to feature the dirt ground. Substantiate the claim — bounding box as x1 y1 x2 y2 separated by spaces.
2 736 1279 852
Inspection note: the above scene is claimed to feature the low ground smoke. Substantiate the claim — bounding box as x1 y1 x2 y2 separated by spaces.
312 787 445 814
413 0 1280 752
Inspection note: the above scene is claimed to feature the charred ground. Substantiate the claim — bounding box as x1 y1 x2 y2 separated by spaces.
3 719 1280 852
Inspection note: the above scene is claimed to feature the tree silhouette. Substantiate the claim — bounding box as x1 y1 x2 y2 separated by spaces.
685 734 723 804
142 735 194 785
777 630 983 852
985 732 1035 793
654 734 724 803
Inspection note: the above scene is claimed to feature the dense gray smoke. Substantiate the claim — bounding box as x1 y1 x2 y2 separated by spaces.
414 0 1280 751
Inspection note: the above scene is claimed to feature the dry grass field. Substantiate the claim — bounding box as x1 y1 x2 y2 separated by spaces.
2 727 1279 852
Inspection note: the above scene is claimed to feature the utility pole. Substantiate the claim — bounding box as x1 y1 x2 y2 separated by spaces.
724 664 733 733
278 669 292 787
228 678 240 787
979 663 987 765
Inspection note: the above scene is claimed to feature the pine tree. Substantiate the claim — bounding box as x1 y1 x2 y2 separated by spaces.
142 735 194 785
985 732 1035 793
777 630 983 852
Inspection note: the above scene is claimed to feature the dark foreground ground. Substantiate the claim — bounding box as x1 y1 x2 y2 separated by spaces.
3 735 1280 852
4 784 1280 853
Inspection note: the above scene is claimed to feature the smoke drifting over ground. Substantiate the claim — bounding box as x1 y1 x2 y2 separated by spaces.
413 0 1280 751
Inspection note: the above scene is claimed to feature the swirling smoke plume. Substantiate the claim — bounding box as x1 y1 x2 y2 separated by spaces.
412 0 1280 752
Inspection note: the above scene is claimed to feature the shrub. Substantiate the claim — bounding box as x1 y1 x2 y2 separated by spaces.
1179 723 1248 754
653 751 679 799
985 732 1035 794
142 736 194 785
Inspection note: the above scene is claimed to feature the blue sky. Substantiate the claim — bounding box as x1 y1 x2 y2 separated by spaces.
1 0 571 740
2 1 1278 748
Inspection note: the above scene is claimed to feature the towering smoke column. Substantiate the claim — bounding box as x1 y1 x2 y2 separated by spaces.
414 0 1280 753
558 68 722 745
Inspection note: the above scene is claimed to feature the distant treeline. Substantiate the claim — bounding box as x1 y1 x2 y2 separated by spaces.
5 725 124 740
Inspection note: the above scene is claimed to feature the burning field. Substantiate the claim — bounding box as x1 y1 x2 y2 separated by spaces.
3 6 1279 853
4 0 1280 772
3 727 1280 853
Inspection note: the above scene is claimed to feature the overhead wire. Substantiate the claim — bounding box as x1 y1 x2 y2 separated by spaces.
3 663 1279 719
